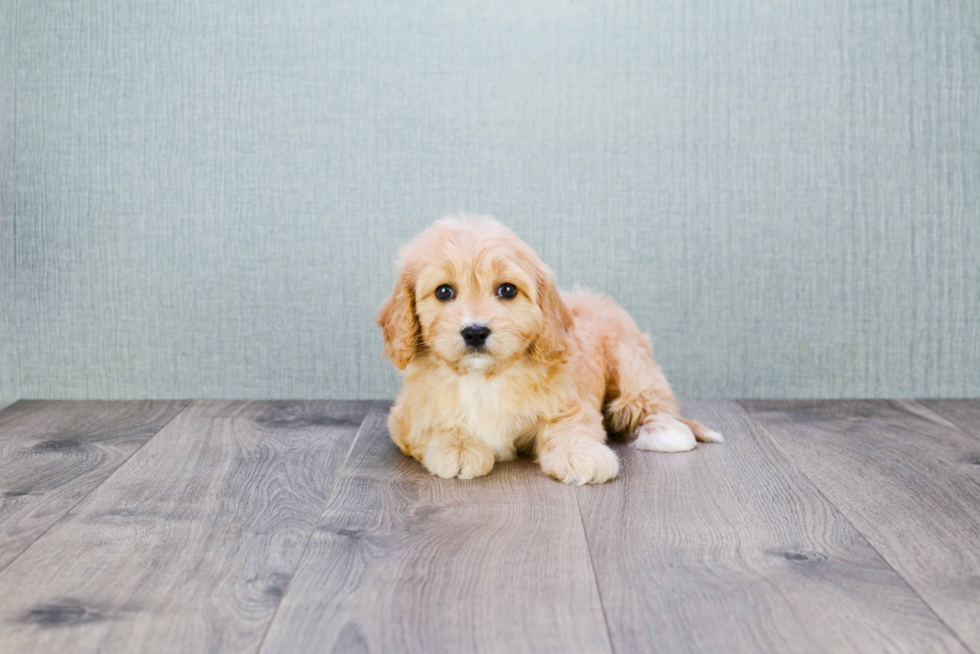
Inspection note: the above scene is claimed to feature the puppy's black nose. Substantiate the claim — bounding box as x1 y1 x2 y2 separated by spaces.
461 324 491 348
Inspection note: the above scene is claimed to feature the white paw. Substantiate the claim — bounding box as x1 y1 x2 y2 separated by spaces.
422 438 494 479
635 417 696 452
540 441 619 485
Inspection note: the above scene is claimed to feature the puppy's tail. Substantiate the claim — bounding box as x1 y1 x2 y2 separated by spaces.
680 418 725 443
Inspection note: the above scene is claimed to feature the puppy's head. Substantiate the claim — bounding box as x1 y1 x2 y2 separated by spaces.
376 215 572 373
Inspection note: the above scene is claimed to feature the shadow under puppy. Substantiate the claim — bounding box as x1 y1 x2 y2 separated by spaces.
376 215 723 484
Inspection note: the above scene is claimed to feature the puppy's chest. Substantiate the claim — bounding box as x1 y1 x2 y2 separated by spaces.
454 374 536 449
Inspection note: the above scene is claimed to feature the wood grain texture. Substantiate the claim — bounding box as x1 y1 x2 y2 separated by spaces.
259 402 612 654
0 400 189 571
577 401 968 654
0 400 370 654
917 400 980 439
742 400 980 652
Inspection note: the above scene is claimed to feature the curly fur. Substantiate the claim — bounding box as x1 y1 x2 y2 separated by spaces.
376 215 722 484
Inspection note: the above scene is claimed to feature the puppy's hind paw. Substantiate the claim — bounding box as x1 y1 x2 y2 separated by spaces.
635 415 696 453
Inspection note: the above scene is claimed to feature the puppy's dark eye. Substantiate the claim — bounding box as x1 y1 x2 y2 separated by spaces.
435 284 455 301
497 283 518 299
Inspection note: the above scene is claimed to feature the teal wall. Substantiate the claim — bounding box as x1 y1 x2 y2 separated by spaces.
2 0 978 405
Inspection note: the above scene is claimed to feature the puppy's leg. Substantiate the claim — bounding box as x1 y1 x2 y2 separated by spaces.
421 428 495 480
603 341 723 451
537 404 619 485
387 398 414 456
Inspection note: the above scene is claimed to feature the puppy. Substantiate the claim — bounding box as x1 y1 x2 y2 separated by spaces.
376 215 722 484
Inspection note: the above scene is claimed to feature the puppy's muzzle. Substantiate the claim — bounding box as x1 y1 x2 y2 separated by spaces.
460 324 491 349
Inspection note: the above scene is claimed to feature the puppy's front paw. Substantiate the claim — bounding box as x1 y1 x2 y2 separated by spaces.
540 439 619 485
635 414 696 452
422 435 494 480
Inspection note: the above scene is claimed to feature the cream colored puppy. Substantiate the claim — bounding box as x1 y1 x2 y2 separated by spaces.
376 216 722 484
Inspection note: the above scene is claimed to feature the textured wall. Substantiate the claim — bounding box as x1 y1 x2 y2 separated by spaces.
2 0 978 406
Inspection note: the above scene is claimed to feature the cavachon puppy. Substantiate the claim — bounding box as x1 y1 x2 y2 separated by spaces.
376 215 723 484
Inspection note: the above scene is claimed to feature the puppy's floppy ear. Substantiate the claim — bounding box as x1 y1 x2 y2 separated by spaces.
531 265 573 366
375 263 421 370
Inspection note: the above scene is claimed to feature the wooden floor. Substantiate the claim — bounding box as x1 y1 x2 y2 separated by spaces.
0 400 978 653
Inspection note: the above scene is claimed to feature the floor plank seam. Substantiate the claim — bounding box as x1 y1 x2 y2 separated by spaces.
909 400 980 444
735 401 978 654
0 400 192 579
573 488 617 654
253 399 378 654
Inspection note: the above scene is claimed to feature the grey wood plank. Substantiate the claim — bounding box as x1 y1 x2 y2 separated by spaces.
742 399 980 653
0 400 370 653
917 399 980 439
0 400 189 571
578 401 969 654
259 402 612 654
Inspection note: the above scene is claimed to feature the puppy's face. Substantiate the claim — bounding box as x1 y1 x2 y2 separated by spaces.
377 217 572 373
414 248 540 372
